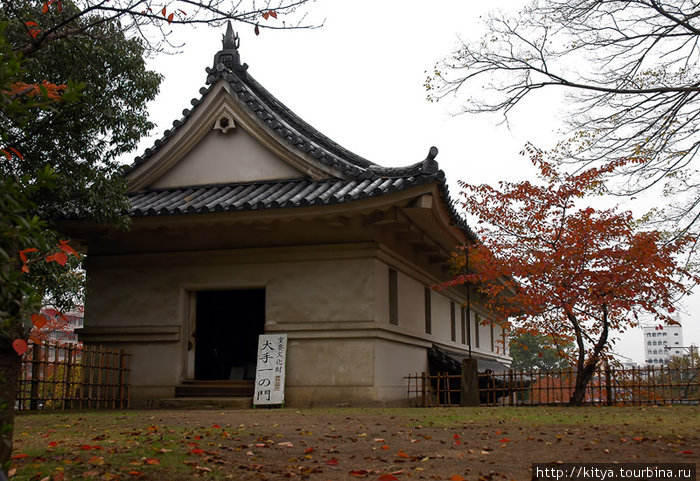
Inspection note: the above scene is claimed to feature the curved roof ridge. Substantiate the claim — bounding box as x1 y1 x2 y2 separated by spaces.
128 26 446 181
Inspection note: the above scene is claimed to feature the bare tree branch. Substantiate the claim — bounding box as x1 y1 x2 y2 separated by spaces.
429 0 700 239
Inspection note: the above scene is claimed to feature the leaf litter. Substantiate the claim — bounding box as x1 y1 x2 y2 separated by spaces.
9 406 699 480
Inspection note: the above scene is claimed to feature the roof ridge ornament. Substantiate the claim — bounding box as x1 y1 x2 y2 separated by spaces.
421 146 439 174
222 20 239 50
209 21 248 78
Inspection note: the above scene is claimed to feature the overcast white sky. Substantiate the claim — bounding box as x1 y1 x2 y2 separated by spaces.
129 0 698 364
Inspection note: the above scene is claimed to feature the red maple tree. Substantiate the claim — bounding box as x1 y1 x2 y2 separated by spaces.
446 145 697 405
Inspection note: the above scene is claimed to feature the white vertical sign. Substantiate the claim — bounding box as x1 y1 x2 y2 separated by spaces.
253 334 287 406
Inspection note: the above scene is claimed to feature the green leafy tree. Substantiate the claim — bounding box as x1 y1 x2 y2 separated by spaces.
2 2 162 227
1 0 314 472
509 331 572 371
0 2 160 471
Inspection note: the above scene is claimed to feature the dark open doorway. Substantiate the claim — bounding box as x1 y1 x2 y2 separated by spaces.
194 289 265 381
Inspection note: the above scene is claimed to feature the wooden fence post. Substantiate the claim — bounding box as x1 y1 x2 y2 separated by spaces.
118 349 129 409
605 366 613 406
460 358 479 407
30 343 41 410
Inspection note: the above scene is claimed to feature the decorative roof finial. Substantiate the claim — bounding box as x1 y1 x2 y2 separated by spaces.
209 20 247 78
222 20 239 50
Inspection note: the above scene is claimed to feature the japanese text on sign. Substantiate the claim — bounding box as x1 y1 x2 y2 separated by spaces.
253 334 287 406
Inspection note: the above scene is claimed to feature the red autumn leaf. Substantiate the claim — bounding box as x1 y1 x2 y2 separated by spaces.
19 247 38 263
11 453 28 459
499 438 510 443
161 7 166 16
349 470 370 477
211 424 221 428
31 313 48 329
679 450 693 454
619 438 628 443
188 448 205 454
128 471 142 476
1 149 10 160
396 450 410 458
12 339 28 356
450 476 466 481
8 147 23 159
254 24 259 36
269 10 277 18
42 2 49 13
144 458 160 465
325 458 338 465
452 433 461 439
303 447 314 454
46 251 68 266
58 239 78 257
262 11 269 20
381 445 390 450
178 9 187 15
80 444 102 450
48 441 58 447
378 475 399 481
167 13 174 23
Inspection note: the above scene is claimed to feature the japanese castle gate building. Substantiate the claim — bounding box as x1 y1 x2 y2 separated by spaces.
71 25 511 406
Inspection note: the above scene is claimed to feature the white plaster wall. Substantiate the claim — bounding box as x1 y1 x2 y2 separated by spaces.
151 127 304 189
396 271 424 332
374 260 390 324
474 313 494 353
374 339 427 402
431 293 451 341
471 311 480 350
84 254 376 396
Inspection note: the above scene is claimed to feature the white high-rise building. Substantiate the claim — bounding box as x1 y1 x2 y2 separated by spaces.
643 324 684 366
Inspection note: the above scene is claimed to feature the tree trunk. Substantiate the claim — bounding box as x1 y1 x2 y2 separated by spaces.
0 338 21 475
569 360 598 406
568 304 609 406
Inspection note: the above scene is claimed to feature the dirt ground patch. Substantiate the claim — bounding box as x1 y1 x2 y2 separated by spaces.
9 406 698 481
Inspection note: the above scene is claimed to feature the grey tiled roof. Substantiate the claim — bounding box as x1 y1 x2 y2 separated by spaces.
125 25 473 239
129 176 432 217
127 174 475 240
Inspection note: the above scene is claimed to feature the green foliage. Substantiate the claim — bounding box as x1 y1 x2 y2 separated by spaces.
1 0 161 228
508 332 572 371
0 6 159 471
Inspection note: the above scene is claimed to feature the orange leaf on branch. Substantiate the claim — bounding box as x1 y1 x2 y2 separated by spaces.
46 251 68 266
441 142 698 405
12 339 28 356
31 313 48 329
58 239 79 257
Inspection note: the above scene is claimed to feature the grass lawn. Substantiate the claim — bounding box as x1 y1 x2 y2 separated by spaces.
8 406 698 480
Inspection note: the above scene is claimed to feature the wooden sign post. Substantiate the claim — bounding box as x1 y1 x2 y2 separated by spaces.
253 334 287 406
